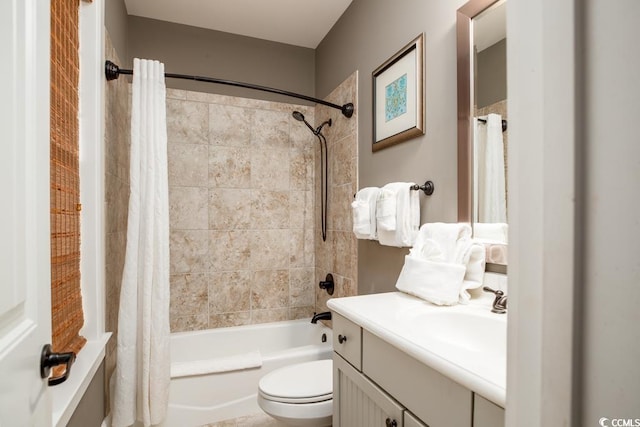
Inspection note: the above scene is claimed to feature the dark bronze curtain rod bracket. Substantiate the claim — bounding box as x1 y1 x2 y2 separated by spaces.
105 60 355 118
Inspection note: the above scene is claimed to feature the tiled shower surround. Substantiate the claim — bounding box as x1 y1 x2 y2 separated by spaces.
104 56 359 335
166 91 316 331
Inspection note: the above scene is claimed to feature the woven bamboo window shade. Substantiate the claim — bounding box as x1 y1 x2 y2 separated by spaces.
50 0 86 356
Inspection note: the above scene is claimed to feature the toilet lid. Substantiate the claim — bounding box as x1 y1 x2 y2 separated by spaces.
259 359 333 403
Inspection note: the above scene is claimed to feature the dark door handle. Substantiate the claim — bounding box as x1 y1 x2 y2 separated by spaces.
385 418 397 427
338 334 348 344
40 344 75 386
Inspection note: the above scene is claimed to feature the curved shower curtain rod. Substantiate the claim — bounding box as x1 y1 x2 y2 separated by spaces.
105 60 355 118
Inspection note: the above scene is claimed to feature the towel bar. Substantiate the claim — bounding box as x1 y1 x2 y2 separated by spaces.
353 180 435 198
410 180 435 196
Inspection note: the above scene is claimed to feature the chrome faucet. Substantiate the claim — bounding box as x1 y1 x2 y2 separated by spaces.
483 286 507 314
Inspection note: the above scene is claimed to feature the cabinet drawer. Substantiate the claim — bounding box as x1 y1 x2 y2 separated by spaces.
332 312 362 370
362 330 472 427
473 394 505 427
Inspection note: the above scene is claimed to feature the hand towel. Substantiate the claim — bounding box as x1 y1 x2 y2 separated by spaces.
352 187 381 240
377 182 420 247
170 351 262 378
376 188 397 231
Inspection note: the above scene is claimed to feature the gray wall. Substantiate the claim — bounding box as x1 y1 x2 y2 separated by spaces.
127 16 316 105
316 0 466 293
105 0 129 64
476 38 506 108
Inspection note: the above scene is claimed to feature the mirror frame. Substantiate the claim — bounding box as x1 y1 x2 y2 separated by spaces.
457 0 508 270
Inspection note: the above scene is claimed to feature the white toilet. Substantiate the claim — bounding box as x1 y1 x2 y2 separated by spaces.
257 359 333 427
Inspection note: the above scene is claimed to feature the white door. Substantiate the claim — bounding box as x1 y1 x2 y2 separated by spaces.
0 0 53 425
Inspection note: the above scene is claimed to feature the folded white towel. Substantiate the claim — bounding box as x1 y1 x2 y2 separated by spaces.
352 187 381 240
395 256 467 306
377 183 420 247
170 351 262 378
376 188 397 231
473 222 508 244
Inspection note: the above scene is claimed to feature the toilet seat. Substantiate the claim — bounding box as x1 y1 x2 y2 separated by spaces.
258 359 333 404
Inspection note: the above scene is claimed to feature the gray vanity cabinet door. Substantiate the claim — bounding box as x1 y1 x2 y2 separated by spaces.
362 331 472 427
404 411 429 427
473 395 505 427
333 352 404 427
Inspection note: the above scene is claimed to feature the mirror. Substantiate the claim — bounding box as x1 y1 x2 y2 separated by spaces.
457 0 508 268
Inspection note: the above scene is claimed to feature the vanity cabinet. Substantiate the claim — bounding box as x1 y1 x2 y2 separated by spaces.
331 313 504 427
473 395 505 427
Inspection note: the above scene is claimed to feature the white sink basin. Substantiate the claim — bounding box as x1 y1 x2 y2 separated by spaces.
400 311 507 361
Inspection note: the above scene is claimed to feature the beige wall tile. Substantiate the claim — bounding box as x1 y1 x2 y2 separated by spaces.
251 229 290 270
209 104 252 147
251 270 289 310
251 149 290 191
166 98 208 145
251 309 289 324
169 186 209 230
251 191 290 229
209 146 251 188
209 311 251 329
290 306 315 320
170 314 209 333
209 230 251 272
251 109 290 150
170 273 208 319
168 143 208 187
208 189 252 230
170 230 209 274
208 271 251 314
289 268 315 307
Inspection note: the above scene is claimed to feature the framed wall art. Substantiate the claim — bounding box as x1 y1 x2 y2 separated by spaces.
372 33 425 151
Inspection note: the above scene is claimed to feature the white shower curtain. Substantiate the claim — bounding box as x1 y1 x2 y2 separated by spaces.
474 113 507 223
112 59 171 427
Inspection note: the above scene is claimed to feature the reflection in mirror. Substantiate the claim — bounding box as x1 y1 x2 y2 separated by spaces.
457 0 508 267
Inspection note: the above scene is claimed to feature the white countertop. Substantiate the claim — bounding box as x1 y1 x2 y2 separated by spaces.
327 291 507 407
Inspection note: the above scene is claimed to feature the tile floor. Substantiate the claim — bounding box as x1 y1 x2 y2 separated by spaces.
201 411 288 427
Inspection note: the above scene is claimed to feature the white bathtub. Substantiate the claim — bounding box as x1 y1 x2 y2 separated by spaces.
163 319 333 427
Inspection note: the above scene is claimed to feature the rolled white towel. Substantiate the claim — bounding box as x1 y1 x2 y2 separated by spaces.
413 223 472 263
459 243 487 303
170 351 262 378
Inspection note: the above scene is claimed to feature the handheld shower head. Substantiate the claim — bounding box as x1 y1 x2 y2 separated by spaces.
292 111 316 134
292 111 332 136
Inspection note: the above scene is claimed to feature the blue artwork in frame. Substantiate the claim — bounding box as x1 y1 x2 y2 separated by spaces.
372 33 424 151
385 73 408 122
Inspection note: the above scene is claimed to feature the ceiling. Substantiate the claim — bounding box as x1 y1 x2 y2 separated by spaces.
124 0 353 49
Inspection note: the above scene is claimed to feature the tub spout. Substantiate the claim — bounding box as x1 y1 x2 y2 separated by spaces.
311 311 332 324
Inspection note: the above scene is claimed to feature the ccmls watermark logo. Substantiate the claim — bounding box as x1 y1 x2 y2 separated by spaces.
599 418 640 427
